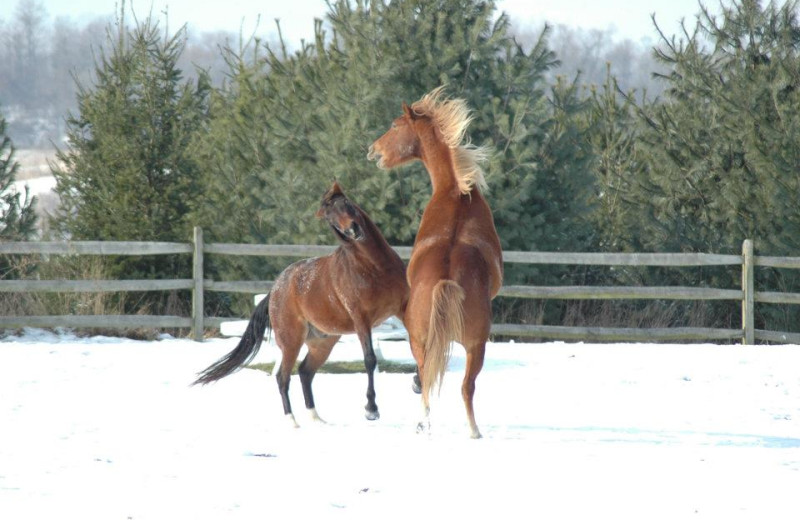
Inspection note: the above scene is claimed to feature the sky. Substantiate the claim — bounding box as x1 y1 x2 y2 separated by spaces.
0 0 718 44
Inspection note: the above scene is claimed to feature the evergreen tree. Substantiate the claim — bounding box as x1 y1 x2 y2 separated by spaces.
50 10 210 312
1 107 38 265
584 69 645 253
621 0 800 331
191 0 596 288
0 111 37 237
628 0 800 256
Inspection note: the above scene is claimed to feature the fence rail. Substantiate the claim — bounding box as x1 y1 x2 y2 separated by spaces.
2 231 799 344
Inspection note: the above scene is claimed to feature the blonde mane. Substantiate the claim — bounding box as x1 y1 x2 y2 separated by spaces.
411 87 489 195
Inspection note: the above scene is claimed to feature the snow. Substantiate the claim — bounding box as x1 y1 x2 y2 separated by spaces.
12 175 56 198
1 328 798 519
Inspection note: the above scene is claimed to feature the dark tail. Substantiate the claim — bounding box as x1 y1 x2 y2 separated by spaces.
193 293 271 385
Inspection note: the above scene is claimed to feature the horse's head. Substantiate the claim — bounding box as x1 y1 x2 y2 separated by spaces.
316 181 365 242
367 103 422 169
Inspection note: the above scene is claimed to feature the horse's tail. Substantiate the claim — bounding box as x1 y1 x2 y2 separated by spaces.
421 280 465 401
193 293 272 386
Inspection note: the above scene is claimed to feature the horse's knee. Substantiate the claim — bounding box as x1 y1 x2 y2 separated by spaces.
363 351 377 373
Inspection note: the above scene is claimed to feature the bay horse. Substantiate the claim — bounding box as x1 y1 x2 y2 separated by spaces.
368 87 503 438
193 182 408 426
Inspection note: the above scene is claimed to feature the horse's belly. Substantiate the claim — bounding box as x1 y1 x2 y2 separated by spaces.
301 299 355 335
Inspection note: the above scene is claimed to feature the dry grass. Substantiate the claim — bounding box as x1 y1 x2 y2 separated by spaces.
1 255 172 340
248 360 417 375
492 297 736 343
560 300 732 330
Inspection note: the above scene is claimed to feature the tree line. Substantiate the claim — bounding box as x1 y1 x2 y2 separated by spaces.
3 0 799 336
0 0 663 148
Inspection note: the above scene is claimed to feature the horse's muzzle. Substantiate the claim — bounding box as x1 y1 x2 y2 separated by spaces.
367 145 382 166
346 222 364 241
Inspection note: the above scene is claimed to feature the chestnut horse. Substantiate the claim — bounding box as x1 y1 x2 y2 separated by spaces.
194 182 408 426
368 87 503 438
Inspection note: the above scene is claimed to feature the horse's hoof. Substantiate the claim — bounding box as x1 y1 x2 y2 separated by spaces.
308 408 327 424
365 405 380 420
411 376 421 394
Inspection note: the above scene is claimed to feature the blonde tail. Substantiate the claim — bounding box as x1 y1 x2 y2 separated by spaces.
421 280 465 401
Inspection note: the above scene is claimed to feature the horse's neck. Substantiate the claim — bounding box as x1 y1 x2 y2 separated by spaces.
343 224 397 269
418 128 459 195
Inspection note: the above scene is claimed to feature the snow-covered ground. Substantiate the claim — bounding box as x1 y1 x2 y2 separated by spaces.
1 328 798 519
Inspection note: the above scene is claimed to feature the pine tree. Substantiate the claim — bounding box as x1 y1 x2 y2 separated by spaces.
0 109 37 240
584 68 645 253
0 106 37 278
49 9 210 313
1 108 38 278
622 0 800 331
52 13 210 245
628 0 800 256
191 0 596 288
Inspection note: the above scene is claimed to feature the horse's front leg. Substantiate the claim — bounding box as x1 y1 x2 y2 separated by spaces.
356 328 380 420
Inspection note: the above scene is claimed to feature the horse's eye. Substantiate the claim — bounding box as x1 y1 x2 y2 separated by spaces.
391 122 397 129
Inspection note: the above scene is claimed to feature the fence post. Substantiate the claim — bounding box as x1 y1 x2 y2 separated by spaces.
192 226 204 342
742 239 754 345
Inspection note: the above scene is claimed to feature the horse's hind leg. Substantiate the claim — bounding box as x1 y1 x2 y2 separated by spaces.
411 369 422 394
462 340 486 439
407 334 430 432
456 260 491 439
275 337 304 428
461 291 490 439
299 334 340 423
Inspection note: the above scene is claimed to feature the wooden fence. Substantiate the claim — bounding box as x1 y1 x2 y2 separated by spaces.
2 230 800 344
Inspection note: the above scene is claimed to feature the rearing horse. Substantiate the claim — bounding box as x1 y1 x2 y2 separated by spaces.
368 87 503 438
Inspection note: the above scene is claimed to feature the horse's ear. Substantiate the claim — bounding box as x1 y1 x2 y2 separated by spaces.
330 180 343 194
402 102 415 120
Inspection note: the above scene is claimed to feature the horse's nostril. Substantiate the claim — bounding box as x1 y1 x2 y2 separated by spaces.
367 145 379 161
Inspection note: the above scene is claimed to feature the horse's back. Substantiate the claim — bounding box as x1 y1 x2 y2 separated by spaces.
272 249 406 336
410 191 502 298
268 256 339 328
265 259 317 346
